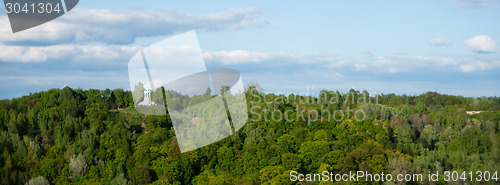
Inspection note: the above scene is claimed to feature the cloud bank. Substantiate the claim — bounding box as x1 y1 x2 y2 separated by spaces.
204 50 500 73
0 7 268 45
0 44 138 63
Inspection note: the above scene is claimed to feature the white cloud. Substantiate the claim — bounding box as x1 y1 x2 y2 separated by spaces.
333 72 344 79
453 0 500 8
459 64 475 72
388 67 398 73
204 49 500 73
458 61 496 72
355 63 368 71
463 35 498 53
203 50 346 68
298 54 339 64
2 41 499 75
203 50 290 65
0 7 268 45
0 43 138 63
429 38 452 46
368 55 500 73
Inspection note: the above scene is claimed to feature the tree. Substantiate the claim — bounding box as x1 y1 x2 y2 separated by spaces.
40 158 58 182
217 146 236 173
245 82 262 92
420 125 437 149
152 87 165 105
209 172 234 185
113 89 126 109
131 166 155 184
387 157 413 185
368 155 386 174
276 134 296 154
314 129 329 141
259 166 285 183
59 86 80 117
298 141 330 171
394 127 414 155
133 82 145 105
111 173 130 185
321 150 343 169
26 176 49 185
338 149 369 172
281 153 301 171
204 87 212 97
70 154 88 177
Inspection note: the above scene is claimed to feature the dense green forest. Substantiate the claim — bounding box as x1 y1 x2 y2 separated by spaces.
0 86 499 184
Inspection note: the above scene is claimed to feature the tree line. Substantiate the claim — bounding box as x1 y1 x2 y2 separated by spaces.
0 86 499 184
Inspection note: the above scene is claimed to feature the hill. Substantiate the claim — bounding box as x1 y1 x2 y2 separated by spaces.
0 87 499 184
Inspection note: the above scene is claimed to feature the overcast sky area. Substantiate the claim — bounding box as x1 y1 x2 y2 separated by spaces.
0 0 499 99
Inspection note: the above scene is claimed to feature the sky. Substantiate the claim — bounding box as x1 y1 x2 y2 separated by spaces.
0 0 499 99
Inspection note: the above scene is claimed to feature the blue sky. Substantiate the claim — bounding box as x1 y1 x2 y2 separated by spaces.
0 0 499 99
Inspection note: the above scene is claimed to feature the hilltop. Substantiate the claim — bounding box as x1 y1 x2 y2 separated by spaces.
0 87 499 184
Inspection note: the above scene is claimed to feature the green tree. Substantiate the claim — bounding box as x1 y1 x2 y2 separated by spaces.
69 154 88 177
131 166 155 184
259 166 285 183
26 176 49 185
298 141 330 172
321 150 344 169
281 153 301 171
133 82 145 105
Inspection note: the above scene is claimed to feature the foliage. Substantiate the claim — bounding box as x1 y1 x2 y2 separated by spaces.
0 87 498 184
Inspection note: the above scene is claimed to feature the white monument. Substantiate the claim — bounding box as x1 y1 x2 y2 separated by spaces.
137 89 157 107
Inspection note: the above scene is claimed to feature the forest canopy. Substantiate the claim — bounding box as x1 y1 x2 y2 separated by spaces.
0 86 499 184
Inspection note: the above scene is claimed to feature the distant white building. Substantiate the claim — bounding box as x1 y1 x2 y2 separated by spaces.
137 89 157 107
466 111 482 115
